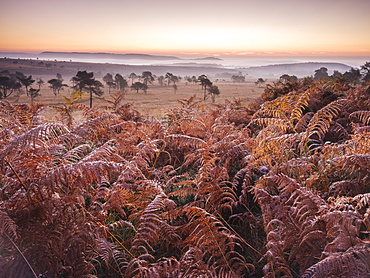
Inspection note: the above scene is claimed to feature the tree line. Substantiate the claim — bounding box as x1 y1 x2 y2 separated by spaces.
1 62 369 107
0 69 223 106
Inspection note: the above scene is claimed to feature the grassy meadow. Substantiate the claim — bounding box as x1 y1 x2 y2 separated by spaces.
10 79 266 119
1 57 268 119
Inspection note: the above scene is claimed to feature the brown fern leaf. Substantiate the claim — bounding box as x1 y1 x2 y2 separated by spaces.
60 143 93 164
354 125 370 134
144 257 181 278
257 133 301 163
0 100 46 128
328 180 364 197
306 99 347 141
349 111 370 125
291 90 311 123
346 132 370 155
79 140 122 163
177 94 202 109
263 229 293 278
99 91 126 111
164 134 206 149
168 117 207 138
294 112 314 133
248 117 293 133
256 175 330 273
71 113 120 144
253 93 297 119
130 193 178 257
45 161 125 196
321 210 361 254
339 154 370 181
0 210 18 252
353 193 370 211
191 148 238 213
324 121 349 143
0 117 24 151
0 122 69 159
94 185 137 220
124 256 154 278
115 102 142 121
96 238 127 276
302 244 370 278
272 157 315 183
272 173 300 194
183 206 254 276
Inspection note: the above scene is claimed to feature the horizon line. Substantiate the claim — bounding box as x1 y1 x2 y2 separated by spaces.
1 49 370 57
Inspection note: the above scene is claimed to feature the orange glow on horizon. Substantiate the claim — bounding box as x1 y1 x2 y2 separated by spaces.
0 0 369 58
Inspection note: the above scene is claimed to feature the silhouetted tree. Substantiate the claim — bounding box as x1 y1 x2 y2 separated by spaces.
141 71 154 85
207 85 220 103
255 78 266 87
361 62 370 82
343 68 361 84
48 78 68 96
29 88 40 102
231 75 245 83
173 84 178 94
158 75 165 86
0 72 21 99
128 73 137 85
16 72 35 95
279 74 298 83
314 67 329 80
72 70 104 108
198 75 213 100
115 74 128 91
103 73 115 93
165 72 179 86
36 78 45 90
131 82 148 94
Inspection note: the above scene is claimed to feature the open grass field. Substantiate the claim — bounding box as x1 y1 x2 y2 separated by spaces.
1 57 268 119
8 80 266 119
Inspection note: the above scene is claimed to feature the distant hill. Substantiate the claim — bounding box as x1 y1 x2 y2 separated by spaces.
243 62 352 78
0 57 353 80
38 52 183 61
194 57 223 61
37 52 224 63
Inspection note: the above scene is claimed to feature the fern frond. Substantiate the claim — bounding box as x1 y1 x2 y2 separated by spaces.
350 111 370 125
295 112 314 133
45 161 125 195
130 193 178 258
71 113 120 143
80 140 121 163
302 244 370 278
61 143 93 163
291 90 311 123
183 206 254 276
0 210 18 240
353 193 370 210
306 99 347 141
0 122 69 158
168 117 207 138
248 118 293 133
164 134 206 149
253 93 297 119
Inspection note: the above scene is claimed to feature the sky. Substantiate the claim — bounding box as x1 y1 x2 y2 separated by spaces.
0 0 370 57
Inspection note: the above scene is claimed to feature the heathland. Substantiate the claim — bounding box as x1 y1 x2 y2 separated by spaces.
1 57 370 277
